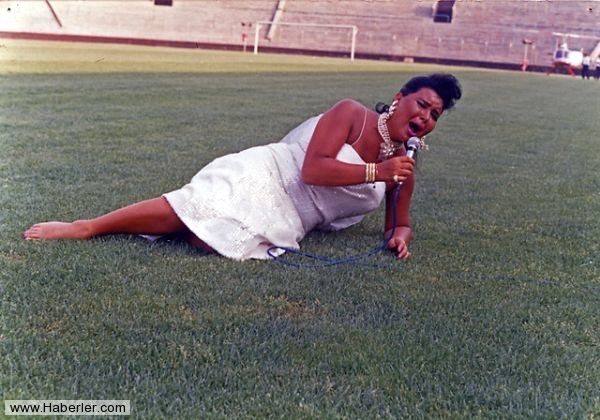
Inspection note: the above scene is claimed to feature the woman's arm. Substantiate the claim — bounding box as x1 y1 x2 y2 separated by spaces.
302 99 414 187
301 99 369 186
384 173 414 259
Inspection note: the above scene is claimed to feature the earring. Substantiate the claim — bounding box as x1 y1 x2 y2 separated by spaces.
388 100 398 116
380 99 398 125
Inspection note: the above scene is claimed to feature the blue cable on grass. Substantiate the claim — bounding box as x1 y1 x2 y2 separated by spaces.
267 183 403 267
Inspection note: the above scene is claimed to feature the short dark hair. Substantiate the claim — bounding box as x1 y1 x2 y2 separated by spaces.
400 73 462 111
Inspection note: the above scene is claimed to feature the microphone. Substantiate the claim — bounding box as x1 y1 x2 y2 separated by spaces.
405 137 420 159
394 137 420 185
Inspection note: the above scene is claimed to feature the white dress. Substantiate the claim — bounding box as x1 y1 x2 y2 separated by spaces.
163 115 386 260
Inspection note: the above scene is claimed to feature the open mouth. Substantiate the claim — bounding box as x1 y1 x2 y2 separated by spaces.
408 121 422 136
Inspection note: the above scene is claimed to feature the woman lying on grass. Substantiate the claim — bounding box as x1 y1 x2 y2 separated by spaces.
24 73 462 261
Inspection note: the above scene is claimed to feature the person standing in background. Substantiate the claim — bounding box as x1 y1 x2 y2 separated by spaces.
581 53 591 79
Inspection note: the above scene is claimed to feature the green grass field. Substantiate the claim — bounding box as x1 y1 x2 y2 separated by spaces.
1 40 599 418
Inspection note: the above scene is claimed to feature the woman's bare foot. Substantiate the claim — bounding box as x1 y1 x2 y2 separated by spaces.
24 221 93 241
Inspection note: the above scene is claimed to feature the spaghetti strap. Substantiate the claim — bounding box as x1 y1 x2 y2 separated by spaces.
350 107 368 146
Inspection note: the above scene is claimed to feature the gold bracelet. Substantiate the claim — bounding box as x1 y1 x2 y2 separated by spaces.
365 163 376 183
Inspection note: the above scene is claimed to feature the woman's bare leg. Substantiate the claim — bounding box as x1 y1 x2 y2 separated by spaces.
24 197 186 240
181 230 215 253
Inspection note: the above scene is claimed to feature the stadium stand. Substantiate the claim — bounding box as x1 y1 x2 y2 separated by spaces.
0 0 598 72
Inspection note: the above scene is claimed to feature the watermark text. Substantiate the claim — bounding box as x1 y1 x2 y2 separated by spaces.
5 400 130 416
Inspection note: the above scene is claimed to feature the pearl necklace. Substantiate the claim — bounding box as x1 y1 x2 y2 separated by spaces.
377 113 405 161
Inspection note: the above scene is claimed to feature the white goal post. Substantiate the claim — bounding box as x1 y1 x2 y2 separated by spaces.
253 21 358 61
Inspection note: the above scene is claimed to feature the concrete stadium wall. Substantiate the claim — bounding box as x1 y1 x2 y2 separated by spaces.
1 0 599 71
266 0 600 70
0 0 275 45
